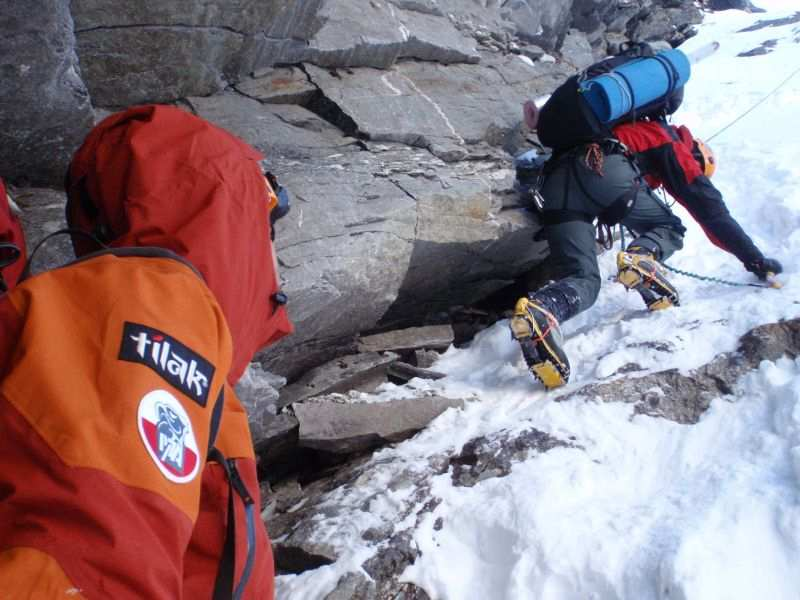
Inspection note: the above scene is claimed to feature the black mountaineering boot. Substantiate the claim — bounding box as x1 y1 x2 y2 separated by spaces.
509 283 578 389
616 246 679 311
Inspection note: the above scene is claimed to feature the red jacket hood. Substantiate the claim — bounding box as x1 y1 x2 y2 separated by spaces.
66 105 292 383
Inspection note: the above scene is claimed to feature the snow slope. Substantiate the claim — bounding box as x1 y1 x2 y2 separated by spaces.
277 3 800 598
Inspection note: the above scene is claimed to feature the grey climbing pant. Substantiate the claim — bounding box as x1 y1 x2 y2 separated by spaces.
538 148 685 317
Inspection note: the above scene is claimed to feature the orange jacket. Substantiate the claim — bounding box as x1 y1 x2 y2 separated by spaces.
1 106 291 598
0 251 231 597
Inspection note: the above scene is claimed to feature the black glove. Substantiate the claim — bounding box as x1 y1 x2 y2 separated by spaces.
746 257 783 281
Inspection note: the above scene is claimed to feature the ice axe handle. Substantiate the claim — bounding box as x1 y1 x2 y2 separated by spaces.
685 41 720 65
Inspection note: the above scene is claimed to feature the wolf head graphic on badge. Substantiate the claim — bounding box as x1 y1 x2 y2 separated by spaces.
137 389 201 483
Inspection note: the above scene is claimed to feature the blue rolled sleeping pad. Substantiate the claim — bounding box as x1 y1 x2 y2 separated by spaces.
578 49 691 123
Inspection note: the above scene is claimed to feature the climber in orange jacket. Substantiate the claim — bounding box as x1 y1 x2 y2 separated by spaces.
0 105 292 599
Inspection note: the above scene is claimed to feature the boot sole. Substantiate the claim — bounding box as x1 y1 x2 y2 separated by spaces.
518 337 566 389
512 306 569 390
645 296 674 311
531 361 567 389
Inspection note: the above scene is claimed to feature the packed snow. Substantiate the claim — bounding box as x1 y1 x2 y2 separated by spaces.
276 2 800 598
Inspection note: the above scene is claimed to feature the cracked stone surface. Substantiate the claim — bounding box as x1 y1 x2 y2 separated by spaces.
304 56 571 152
4 0 705 384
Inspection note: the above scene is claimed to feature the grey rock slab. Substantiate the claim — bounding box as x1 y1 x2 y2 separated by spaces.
71 0 291 104
274 540 337 575
257 413 301 466
254 0 478 70
71 0 285 33
10 186 74 275
76 26 245 106
235 67 318 105
279 352 400 408
294 395 465 454
388 0 443 16
0 0 94 185
628 5 703 45
257 148 418 378
708 0 765 12
414 349 441 369
304 56 571 152
187 92 360 159
357 325 454 353
387 362 446 382
559 29 596 71
234 362 288 446
502 0 575 49
380 165 549 323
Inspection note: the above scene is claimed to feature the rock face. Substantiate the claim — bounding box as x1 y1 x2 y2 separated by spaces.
294 394 465 453
0 0 94 185
2 0 705 378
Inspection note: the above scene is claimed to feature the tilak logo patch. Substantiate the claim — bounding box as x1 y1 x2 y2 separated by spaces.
119 322 215 407
137 389 200 484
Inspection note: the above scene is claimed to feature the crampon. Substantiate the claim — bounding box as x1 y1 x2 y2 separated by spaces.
509 297 570 389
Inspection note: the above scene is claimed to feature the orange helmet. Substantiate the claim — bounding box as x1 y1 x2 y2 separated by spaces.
693 139 716 178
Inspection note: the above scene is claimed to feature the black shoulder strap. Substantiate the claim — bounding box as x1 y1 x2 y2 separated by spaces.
209 443 257 600
209 447 237 600
207 387 225 455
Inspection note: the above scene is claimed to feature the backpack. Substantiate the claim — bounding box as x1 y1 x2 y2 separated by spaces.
537 42 688 152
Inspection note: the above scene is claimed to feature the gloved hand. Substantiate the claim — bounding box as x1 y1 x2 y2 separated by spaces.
746 257 783 281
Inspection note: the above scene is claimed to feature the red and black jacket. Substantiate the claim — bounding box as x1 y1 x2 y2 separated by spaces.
613 120 763 266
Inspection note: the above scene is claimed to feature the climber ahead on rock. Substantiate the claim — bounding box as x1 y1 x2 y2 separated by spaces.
511 41 782 390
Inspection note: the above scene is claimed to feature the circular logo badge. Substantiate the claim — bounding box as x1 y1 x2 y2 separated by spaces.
137 389 200 484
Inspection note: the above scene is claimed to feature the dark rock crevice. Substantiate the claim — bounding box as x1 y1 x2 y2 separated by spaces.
303 89 363 139
74 23 247 35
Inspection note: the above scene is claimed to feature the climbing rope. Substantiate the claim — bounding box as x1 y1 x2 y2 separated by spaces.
659 260 779 289
617 225 780 289
706 63 800 143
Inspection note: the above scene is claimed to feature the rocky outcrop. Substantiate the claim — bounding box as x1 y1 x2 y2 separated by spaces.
564 318 800 424
0 0 94 186
2 0 706 378
705 0 765 12
294 394 465 454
